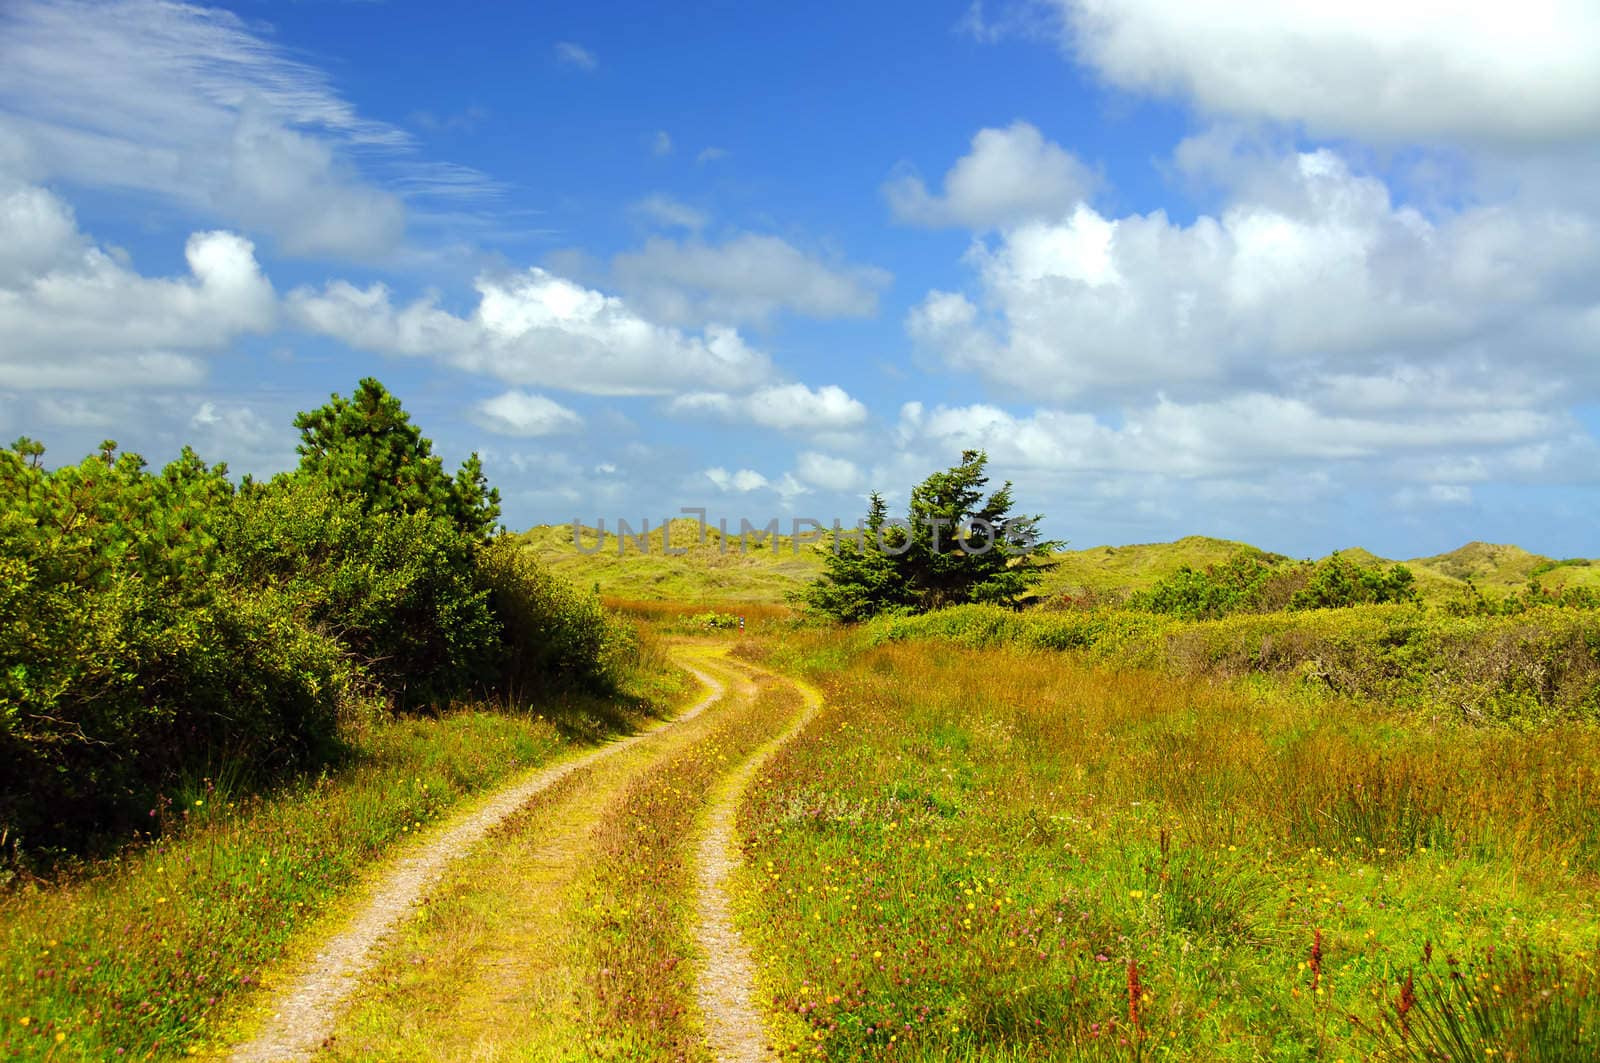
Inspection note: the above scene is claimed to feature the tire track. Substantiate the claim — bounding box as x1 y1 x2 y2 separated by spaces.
229 662 728 1062
692 662 824 1062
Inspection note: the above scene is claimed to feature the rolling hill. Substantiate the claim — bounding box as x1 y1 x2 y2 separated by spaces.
520 522 1598 607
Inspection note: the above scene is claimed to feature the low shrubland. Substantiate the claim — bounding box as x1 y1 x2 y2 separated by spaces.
869 602 1600 724
1 379 636 862
732 632 1600 1060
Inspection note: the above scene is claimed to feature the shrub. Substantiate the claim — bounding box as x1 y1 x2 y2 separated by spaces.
473 536 636 697
222 476 497 710
0 443 365 854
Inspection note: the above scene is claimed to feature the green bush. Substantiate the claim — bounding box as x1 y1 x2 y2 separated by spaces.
222 476 497 709
868 603 1600 723
473 536 635 697
0 443 365 853
1 380 630 859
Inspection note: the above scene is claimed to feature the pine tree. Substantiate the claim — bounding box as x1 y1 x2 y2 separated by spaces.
802 452 1058 620
293 378 500 540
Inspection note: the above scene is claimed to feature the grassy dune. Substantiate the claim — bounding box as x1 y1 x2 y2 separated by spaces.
523 523 1599 608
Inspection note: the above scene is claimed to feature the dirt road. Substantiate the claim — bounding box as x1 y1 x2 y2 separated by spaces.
227 642 815 1061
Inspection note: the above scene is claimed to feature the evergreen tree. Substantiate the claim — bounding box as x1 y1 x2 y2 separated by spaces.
293 378 500 540
803 451 1058 620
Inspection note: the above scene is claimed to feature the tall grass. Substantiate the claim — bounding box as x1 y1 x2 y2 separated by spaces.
0 680 666 1060
731 631 1600 1059
870 603 1600 724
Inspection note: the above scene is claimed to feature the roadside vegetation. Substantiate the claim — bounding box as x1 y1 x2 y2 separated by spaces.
1 379 657 1059
734 630 1600 1060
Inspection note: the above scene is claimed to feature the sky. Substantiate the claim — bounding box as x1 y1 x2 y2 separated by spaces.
1 0 1598 559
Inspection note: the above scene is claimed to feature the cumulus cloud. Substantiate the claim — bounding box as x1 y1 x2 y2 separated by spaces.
288 267 773 396
0 0 497 258
908 145 1600 405
1050 0 1600 145
554 41 598 71
896 394 1566 482
651 131 674 157
612 234 891 326
668 383 869 432
0 181 275 389
885 121 1096 229
472 390 585 437
704 466 809 499
795 451 864 491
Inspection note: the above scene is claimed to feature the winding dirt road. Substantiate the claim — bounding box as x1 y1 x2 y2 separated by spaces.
227 642 817 1061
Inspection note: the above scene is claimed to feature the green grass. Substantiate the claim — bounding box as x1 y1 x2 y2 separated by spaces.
520 520 823 603
0 687 665 1060
731 632 1600 1060
526 522 1600 610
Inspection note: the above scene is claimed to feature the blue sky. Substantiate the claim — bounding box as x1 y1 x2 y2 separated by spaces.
2 0 1598 559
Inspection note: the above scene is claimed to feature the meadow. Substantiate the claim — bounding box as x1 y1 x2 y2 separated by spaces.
0 680 669 1059
731 626 1600 1060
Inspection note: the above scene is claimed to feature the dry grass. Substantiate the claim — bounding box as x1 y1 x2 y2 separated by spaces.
730 631 1600 1059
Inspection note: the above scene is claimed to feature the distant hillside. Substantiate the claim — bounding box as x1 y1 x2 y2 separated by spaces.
522 522 1598 606
520 519 823 603
1035 536 1284 599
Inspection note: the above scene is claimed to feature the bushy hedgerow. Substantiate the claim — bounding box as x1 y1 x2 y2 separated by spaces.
0 444 367 851
1 381 627 859
1126 550 1417 620
473 536 636 697
869 603 1600 723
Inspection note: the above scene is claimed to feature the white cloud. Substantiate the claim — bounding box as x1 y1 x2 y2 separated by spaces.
669 384 869 432
651 131 674 157
703 466 809 499
612 233 891 326
796 451 863 491
696 147 730 164
472 390 585 437
0 0 496 257
885 121 1095 229
1051 0 1600 145
631 195 707 232
1393 484 1473 509
0 181 275 389
288 267 774 396
554 41 598 71
898 394 1564 480
909 146 1600 405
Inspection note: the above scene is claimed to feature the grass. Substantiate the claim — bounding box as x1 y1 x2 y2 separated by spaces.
0 682 667 1060
576 662 800 1059
728 630 1600 1060
868 603 1600 725
520 520 823 604
524 522 1599 610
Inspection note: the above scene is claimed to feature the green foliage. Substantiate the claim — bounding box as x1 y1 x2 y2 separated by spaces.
1126 550 1419 620
0 441 361 853
1289 552 1418 610
294 377 501 541
473 536 636 695
803 451 1058 621
224 476 497 709
1127 551 1284 620
1 380 624 860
